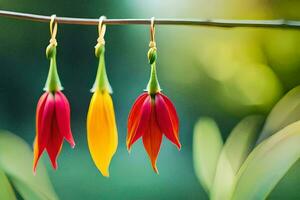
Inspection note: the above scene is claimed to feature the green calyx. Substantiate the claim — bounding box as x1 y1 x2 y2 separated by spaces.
146 62 161 95
44 43 63 92
91 44 112 93
146 46 161 94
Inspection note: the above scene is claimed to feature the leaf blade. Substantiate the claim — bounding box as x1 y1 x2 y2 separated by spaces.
0 168 16 200
9 177 50 200
0 130 58 200
257 86 300 144
211 115 263 200
193 117 223 193
231 121 300 200
223 115 263 172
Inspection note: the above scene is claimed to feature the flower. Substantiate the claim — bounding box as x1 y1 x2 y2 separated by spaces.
127 92 181 173
86 41 118 177
33 43 75 173
33 91 75 172
127 46 181 173
87 90 118 177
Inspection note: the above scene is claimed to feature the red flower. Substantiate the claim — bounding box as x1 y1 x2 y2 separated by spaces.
127 92 181 173
33 91 75 172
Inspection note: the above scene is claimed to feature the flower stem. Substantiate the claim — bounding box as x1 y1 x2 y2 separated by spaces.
44 47 63 92
147 63 161 95
91 48 112 93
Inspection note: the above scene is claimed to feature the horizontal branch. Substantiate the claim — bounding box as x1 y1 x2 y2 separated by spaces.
0 10 300 29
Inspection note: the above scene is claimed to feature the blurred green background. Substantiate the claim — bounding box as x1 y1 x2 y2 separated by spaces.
1 0 300 199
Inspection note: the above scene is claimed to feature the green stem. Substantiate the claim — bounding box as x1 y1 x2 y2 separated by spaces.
91 51 112 93
44 48 63 92
146 62 161 95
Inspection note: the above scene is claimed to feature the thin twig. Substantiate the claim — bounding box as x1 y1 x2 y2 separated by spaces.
0 10 300 29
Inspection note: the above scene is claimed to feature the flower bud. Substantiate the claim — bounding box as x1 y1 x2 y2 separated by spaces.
95 43 105 58
46 43 56 59
147 47 157 65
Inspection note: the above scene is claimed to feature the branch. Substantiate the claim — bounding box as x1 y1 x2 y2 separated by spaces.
0 10 300 29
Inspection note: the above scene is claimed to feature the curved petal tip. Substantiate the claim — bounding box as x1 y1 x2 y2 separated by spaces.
99 167 110 177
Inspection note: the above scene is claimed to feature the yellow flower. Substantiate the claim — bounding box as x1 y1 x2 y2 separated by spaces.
87 39 118 177
87 90 118 177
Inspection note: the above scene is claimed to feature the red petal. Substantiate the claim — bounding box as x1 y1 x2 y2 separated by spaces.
46 114 64 170
142 103 163 173
155 93 181 149
39 93 55 149
127 95 152 150
33 92 49 172
127 93 148 134
55 91 75 148
160 93 179 134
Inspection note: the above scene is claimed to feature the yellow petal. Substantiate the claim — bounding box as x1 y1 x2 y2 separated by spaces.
87 91 118 177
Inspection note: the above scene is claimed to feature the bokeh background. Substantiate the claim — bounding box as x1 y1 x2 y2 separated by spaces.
1 0 300 199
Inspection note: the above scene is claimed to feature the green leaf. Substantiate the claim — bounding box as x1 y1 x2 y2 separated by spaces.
210 152 233 200
257 86 300 144
10 176 49 200
0 168 16 200
211 115 263 200
193 117 223 193
0 130 58 200
230 120 300 200
221 115 263 173
268 159 300 199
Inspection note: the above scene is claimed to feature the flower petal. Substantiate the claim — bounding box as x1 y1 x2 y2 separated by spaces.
55 91 75 147
160 93 179 134
40 93 55 147
155 93 181 149
127 93 148 148
87 91 118 177
127 93 148 137
33 92 49 172
127 95 152 150
34 92 55 172
142 103 163 173
46 115 64 170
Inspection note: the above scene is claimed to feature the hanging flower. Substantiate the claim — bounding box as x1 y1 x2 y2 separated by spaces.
86 32 118 177
127 45 181 173
33 41 75 173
